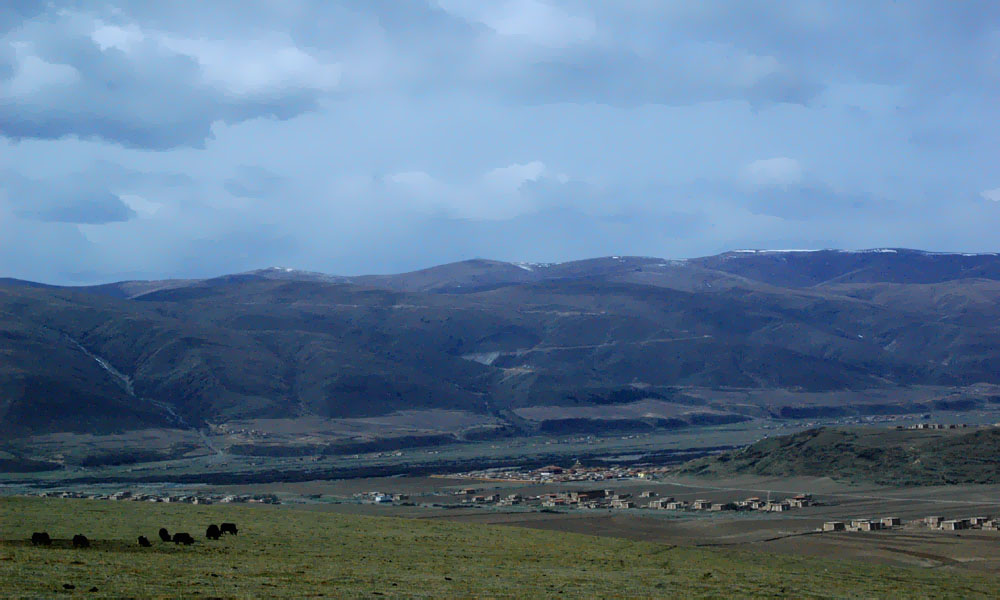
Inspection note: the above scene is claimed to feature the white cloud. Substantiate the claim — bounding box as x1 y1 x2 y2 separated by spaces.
90 22 144 52
119 194 162 218
2 46 79 96
742 157 804 186
157 34 341 94
381 161 558 220
436 0 595 47
387 171 438 190
982 188 1000 202
483 161 547 192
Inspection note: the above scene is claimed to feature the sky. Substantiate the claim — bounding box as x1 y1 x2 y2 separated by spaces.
2 1 999 284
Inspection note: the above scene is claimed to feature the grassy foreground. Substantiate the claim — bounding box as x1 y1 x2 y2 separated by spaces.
1 497 997 599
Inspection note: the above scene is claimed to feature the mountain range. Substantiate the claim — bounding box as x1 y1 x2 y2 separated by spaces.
4 248 1000 446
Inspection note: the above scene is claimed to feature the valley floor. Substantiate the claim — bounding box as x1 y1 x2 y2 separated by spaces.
2 495 999 599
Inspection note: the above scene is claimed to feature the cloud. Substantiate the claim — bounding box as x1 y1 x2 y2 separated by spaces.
1 1 999 284
380 161 574 220
742 158 804 186
981 188 1000 203
224 166 287 199
436 0 596 47
2 172 136 224
0 9 340 149
483 161 548 192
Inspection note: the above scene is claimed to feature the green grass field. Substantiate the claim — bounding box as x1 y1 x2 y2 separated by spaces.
1 497 997 599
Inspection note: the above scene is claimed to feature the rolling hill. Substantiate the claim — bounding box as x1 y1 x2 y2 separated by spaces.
677 425 1000 486
3 248 1000 447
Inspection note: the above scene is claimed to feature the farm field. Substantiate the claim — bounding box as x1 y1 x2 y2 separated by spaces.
3 496 1000 598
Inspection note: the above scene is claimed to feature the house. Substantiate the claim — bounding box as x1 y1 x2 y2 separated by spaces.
665 501 688 510
709 503 729 512
789 494 813 508
924 516 944 528
880 517 901 528
692 499 712 510
851 519 880 531
571 490 605 502
823 521 846 532
969 517 988 527
941 520 969 531
766 502 791 512
611 499 636 509
639 491 657 498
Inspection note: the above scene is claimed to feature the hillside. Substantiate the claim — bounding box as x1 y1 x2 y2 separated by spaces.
3 496 1000 598
4 248 1000 447
678 425 1000 486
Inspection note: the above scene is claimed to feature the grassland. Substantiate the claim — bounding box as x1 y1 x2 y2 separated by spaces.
679 426 1000 486
2 497 999 598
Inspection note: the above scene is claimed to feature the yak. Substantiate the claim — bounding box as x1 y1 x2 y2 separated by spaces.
138 535 152 547
158 527 171 542
172 532 195 545
219 522 238 535
31 532 51 546
206 524 221 540
72 534 90 548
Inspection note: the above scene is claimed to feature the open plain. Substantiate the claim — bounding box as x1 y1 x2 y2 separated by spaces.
4 495 1000 599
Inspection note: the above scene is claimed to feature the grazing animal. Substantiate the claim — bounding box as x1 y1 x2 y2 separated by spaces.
206 524 221 540
138 536 151 547
220 522 238 535
72 534 90 548
31 532 51 546
158 528 171 542
172 532 194 545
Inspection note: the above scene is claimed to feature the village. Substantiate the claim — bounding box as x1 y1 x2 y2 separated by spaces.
33 490 281 505
824 515 1000 533
444 462 671 484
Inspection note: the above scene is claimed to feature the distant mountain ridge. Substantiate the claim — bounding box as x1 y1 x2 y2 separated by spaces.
4 248 1000 441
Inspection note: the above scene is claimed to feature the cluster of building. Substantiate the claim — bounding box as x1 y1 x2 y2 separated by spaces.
895 423 971 430
823 517 902 532
640 494 813 513
208 424 271 438
448 463 667 484
921 515 998 531
447 488 814 512
355 491 410 504
823 515 999 533
35 490 281 505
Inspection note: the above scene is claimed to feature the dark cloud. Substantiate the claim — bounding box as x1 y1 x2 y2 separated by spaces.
4 172 136 224
0 1 998 284
0 7 339 149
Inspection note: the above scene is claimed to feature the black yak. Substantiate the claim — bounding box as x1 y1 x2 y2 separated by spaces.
31 532 51 546
138 536 152 547
220 522 238 535
72 534 90 548
206 524 221 540
172 532 194 545
158 527 171 542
